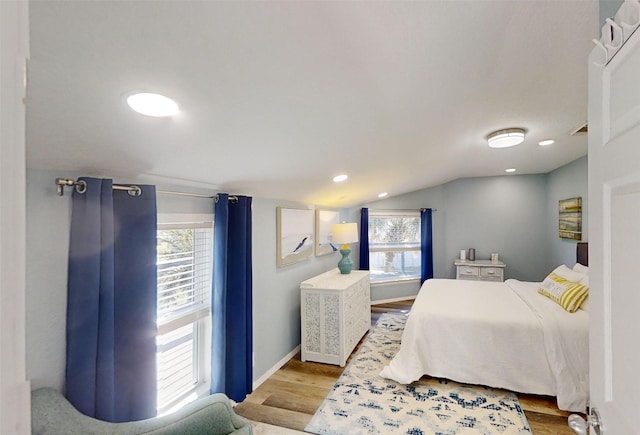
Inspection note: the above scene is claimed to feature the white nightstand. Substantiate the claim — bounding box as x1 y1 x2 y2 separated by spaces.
455 259 505 282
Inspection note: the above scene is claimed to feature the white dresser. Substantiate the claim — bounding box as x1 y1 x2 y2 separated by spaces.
300 269 370 366
455 259 506 282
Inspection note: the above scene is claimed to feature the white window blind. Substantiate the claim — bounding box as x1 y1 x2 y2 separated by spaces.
368 210 421 283
156 222 212 413
157 224 211 328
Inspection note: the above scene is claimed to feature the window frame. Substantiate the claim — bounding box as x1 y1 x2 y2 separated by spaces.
367 209 422 284
156 213 213 415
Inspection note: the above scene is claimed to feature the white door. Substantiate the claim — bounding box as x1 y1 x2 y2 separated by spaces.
586 23 640 434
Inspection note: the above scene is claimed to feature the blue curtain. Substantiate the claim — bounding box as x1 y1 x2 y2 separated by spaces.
211 194 253 402
359 208 369 270
421 208 434 284
65 177 157 422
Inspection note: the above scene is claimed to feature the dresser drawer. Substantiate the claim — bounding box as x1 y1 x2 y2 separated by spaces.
458 265 479 277
480 267 502 278
455 259 505 282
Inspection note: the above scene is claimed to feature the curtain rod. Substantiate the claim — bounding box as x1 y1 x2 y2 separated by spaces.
369 208 437 213
55 178 236 201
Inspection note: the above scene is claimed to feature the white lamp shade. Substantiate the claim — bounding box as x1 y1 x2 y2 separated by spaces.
331 223 359 245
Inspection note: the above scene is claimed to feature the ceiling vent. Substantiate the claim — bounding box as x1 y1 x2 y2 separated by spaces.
570 122 588 135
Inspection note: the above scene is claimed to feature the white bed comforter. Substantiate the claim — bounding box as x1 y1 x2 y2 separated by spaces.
379 279 588 412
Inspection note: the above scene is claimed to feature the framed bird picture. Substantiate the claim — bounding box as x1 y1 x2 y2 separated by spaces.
315 209 340 256
276 207 314 267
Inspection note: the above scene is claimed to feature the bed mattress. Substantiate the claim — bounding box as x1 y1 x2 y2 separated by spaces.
379 278 588 412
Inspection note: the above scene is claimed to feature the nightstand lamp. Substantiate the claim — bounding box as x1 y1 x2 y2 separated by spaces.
331 223 359 274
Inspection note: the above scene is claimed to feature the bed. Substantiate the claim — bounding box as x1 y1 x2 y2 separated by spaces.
380 244 589 412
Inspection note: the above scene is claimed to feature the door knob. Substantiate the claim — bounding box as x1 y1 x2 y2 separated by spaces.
568 414 587 435
568 408 603 435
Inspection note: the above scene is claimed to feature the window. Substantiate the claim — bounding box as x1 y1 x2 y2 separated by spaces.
368 210 421 283
156 216 213 414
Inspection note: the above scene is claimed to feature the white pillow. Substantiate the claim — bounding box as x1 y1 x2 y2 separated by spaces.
538 271 589 313
552 264 586 283
580 296 589 312
579 276 589 312
573 263 589 275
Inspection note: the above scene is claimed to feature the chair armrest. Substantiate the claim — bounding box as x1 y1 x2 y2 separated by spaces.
142 393 252 435
32 388 252 435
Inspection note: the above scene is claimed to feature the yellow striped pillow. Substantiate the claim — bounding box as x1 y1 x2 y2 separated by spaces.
538 272 589 313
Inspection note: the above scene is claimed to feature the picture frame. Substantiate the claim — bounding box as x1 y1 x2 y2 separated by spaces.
315 209 340 256
559 197 582 240
276 207 314 267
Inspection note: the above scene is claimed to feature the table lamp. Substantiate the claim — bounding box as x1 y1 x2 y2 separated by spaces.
331 223 359 274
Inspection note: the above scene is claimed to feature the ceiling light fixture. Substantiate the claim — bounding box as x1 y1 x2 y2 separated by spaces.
487 128 526 148
126 92 179 117
505 168 516 173
333 174 348 183
538 139 555 146
378 192 388 198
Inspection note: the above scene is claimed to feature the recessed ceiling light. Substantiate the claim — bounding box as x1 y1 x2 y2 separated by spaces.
505 168 516 173
126 92 179 117
487 128 526 148
538 139 555 146
333 174 348 183
378 192 388 198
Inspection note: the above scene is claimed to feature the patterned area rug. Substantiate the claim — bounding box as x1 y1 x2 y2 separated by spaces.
305 313 532 435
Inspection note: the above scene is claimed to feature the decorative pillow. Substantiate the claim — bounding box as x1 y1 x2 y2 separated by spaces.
538 271 589 313
549 264 586 283
573 263 589 275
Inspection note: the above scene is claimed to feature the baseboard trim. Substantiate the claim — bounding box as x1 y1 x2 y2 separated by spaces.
371 295 417 305
251 296 414 391
252 345 301 391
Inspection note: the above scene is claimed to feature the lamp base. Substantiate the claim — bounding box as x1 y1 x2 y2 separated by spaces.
338 248 353 274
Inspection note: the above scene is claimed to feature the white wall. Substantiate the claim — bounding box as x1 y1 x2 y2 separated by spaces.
1 0 31 432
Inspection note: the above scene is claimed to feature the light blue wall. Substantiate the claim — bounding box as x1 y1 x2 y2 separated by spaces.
546 156 588 269
600 0 624 25
251 198 343 380
26 169 224 390
26 157 587 392
26 169 71 391
441 175 549 281
349 174 549 302
349 158 589 301
25 169 343 390
346 185 446 301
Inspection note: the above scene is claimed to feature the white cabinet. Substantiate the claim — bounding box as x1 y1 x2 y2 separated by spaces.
455 259 505 282
300 269 370 366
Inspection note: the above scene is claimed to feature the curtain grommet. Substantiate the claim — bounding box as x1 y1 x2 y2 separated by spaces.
127 186 142 197
75 180 87 194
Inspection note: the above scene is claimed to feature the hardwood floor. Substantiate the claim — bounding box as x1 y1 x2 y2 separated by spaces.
235 300 576 434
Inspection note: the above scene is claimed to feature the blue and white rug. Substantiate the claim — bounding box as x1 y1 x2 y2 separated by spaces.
305 313 532 435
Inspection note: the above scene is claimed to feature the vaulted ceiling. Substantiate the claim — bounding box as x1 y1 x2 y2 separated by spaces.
26 1 598 207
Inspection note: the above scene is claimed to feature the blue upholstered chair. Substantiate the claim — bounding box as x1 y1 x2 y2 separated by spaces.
31 388 253 434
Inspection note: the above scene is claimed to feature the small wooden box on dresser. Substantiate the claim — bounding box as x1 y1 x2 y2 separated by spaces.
300 269 370 366
455 259 506 282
